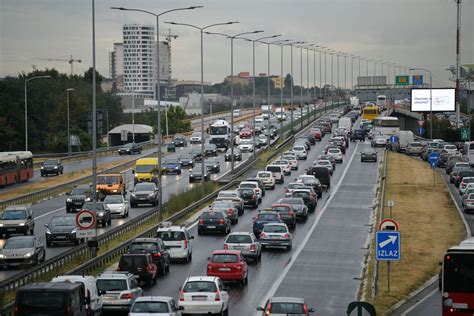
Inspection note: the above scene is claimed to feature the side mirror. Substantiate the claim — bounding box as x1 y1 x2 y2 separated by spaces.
256 307 265 311
44 224 49 228
309 307 315 313
190 236 195 240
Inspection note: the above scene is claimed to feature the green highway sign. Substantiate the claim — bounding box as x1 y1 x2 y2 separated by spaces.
461 128 469 141
396 76 410 86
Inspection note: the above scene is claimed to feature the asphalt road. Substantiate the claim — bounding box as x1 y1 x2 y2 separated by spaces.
140 118 383 315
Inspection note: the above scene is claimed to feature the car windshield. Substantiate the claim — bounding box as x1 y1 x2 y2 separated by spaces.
226 234 253 244
240 183 256 189
280 198 304 205
156 231 186 241
258 214 277 221
131 302 169 313
123 143 133 148
164 159 179 164
71 187 88 195
180 155 193 160
135 183 155 191
183 281 217 293
83 202 105 210
43 160 59 166
219 192 237 198
135 165 155 173
97 176 119 185
263 225 287 233
238 189 254 196
201 212 224 219
211 253 239 263
266 166 281 172
293 191 309 197
328 149 340 154
192 132 202 138
1 209 27 220
272 206 291 212
50 216 75 226
293 147 304 151
410 143 422 147
317 161 330 165
104 195 123 204
445 145 456 150
4 238 34 249
97 279 128 292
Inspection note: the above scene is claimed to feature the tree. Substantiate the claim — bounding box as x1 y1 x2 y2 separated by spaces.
161 106 192 135
0 117 17 151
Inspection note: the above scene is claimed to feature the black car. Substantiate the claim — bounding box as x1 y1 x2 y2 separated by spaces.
307 166 331 189
161 158 182 174
82 202 112 227
128 237 171 276
303 133 316 145
197 210 231 235
292 189 317 212
204 159 221 173
189 165 211 183
172 134 187 147
350 129 366 142
204 144 218 157
190 148 203 162
361 149 378 162
278 197 308 221
237 188 259 208
224 148 242 161
118 142 142 155
66 185 93 213
271 204 297 230
179 154 195 168
45 215 82 247
118 253 157 285
40 159 63 176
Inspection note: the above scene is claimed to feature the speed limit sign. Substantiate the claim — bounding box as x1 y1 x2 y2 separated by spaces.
76 210 96 230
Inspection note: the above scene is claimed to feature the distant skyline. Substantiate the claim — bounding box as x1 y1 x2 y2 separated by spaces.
1 0 473 88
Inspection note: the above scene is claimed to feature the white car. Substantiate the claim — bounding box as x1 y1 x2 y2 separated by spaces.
97 272 143 312
130 296 182 316
281 154 299 170
273 159 292 175
265 165 284 184
443 144 458 155
256 171 276 189
292 145 308 160
156 222 194 263
284 182 307 197
239 181 263 202
238 139 255 152
372 136 387 147
260 223 292 250
104 195 129 218
327 148 343 163
313 160 333 175
178 276 229 315
190 132 203 144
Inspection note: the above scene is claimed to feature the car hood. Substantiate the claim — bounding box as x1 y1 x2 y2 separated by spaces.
48 225 76 233
1 247 35 256
134 190 154 195
106 203 125 210
162 163 180 168
0 219 26 225
70 194 87 199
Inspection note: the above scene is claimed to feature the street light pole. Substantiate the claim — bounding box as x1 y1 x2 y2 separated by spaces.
166 21 238 183
66 88 74 155
24 75 51 151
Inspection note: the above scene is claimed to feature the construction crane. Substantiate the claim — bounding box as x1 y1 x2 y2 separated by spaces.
33 55 82 76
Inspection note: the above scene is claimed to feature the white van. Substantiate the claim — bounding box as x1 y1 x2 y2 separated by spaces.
338 117 352 133
463 142 474 164
394 131 414 153
265 165 284 184
51 275 103 316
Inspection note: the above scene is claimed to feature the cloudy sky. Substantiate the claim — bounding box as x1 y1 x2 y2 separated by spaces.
1 0 472 87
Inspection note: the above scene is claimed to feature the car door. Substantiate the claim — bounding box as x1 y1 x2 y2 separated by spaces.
35 238 45 260
159 239 170 266
27 208 34 231
218 279 229 309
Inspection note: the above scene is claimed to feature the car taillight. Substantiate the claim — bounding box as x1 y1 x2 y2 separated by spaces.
224 244 228 250
288 211 294 216
228 208 234 215
250 244 256 252
120 293 134 300
65 306 72 315
179 290 184 301
252 194 256 199
183 239 188 249
146 264 154 272
260 233 267 238
14 306 21 316
219 219 225 224
215 291 221 301
303 303 309 315
283 233 290 239
199 218 204 224
266 303 272 315
208 265 212 270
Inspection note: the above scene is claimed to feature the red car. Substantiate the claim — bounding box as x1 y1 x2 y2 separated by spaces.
207 250 248 285
310 128 322 141
239 128 253 139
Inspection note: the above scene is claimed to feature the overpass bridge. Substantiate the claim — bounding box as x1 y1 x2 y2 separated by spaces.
387 107 424 135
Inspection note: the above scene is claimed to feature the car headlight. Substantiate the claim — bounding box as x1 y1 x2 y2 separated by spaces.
113 189 118 193
66 198 72 202
45 228 51 234
19 223 25 226
0 254 4 259
148 193 155 197
41 166 44 169
175 166 179 169
85 197 91 202
54 166 58 169
71 228 78 234
23 252 34 258
0 223 3 227
98 212 105 217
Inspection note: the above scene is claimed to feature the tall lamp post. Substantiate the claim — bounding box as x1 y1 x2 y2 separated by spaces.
112 5 202 212
205 30 264 172
166 20 238 182
66 88 74 155
24 75 51 151
410 67 433 139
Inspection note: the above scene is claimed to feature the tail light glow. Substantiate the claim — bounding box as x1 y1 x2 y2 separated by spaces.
219 219 225 225
199 219 204 224
152 252 161 257
120 293 134 300
224 244 228 250
250 244 256 252
260 233 267 238
215 291 221 301
179 290 184 301
283 233 290 239
183 239 188 249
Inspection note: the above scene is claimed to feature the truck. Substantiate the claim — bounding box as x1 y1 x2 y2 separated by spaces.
261 105 273 120
274 107 287 121
350 96 359 107
209 119 231 150
338 117 353 133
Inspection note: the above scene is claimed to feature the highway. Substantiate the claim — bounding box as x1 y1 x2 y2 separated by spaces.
140 116 383 315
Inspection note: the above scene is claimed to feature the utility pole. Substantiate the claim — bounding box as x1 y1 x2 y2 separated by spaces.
455 0 462 128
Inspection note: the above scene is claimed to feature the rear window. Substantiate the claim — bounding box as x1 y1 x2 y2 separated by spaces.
226 234 253 244
410 143 422 147
211 254 239 263
240 183 256 189
183 281 217 293
131 301 169 313
156 231 186 241
280 198 304 205
293 191 309 198
201 212 224 219
263 225 287 233
119 255 148 270
266 166 281 172
17 291 66 312
96 279 128 292
129 242 158 252
272 206 291 212
293 146 305 151
257 172 271 178
464 178 474 183
1 210 27 220
258 214 277 221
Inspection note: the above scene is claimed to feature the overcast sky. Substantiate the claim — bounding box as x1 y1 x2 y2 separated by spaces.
1 0 473 88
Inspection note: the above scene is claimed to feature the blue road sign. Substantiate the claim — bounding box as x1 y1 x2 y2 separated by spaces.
412 75 424 86
376 231 401 261
389 136 398 143
428 152 440 165
417 127 425 135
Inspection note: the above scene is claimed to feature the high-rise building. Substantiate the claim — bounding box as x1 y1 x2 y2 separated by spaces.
109 43 124 80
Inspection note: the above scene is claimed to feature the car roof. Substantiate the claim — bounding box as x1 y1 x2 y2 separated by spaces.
132 238 160 243
19 282 82 291
227 231 252 236
186 276 218 282
5 235 35 241
211 249 241 255
135 296 173 303
4 205 29 211
98 272 132 279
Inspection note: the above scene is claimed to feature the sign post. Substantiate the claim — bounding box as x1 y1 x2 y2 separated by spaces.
76 210 97 257
428 152 440 186
387 200 394 218
376 231 401 293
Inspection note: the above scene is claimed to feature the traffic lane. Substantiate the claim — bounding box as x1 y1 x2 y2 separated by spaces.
404 289 440 316
269 141 381 315
143 127 355 315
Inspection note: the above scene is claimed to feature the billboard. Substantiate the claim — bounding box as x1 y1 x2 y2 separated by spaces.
357 76 371 86
411 88 455 112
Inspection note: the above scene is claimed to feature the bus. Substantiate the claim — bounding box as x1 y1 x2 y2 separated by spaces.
0 151 34 188
441 238 474 315
376 95 387 109
372 117 400 137
361 106 380 122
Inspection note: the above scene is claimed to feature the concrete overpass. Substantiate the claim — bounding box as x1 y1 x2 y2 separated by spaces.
387 107 424 135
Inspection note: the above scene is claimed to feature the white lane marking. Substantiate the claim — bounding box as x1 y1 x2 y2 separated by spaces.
259 141 359 307
400 289 438 316
36 206 66 219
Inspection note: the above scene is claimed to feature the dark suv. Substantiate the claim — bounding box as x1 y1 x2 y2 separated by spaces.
40 159 63 176
350 129 366 142
118 142 142 155
172 135 187 147
66 185 93 213
128 238 171 276
82 202 112 227
118 253 157 286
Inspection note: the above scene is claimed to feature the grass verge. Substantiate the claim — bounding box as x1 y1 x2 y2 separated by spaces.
363 151 465 313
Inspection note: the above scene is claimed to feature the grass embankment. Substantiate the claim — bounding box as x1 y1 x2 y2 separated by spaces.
0 182 219 309
364 151 465 313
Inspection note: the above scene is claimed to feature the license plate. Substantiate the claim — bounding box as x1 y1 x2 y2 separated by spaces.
219 268 231 271
233 246 243 250
271 235 280 239
55 236 67 239
7 228 16 232
207 226 216 229
192 296 207 301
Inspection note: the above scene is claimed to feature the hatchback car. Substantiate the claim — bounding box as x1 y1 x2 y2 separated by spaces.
327 148 343 163
104 194 130 218
117 253 158 286
252 211 282 237
198 211 231 235
210 201 239 224
130 296 183 316
156 223 194 263
236 188 259 209
278 197 308 221
82 202 112 227
313 160 333 175
207 250 248 285
292 189 317 212
257 297 315 315
130 182 159 207
224 232 261 262
273 160 292 175
361 149 378 162
238 139 255 152
260 223 292 250
292 145 308 160
204 159 221 173
406 142 424 156
128 238 171 276
0 236 45 268
270 204 296 230
256 171 276 189
216 190 244 215
0 205 34 237
178 276 229 315
97 272 143 312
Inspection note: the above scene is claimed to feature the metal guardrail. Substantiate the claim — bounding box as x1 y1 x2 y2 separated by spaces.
0 102 348 314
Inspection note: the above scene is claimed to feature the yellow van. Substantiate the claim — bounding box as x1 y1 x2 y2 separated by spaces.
134 158 159 185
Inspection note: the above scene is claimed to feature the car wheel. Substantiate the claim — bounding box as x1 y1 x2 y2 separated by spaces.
107 217 112 226
198 229 203 236
40 250 46 262
33 254 39 265
287 244 292 250
102 221 107 228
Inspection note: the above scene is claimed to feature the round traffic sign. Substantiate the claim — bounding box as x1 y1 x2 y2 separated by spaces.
379 219 399 231
76 210 96 230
